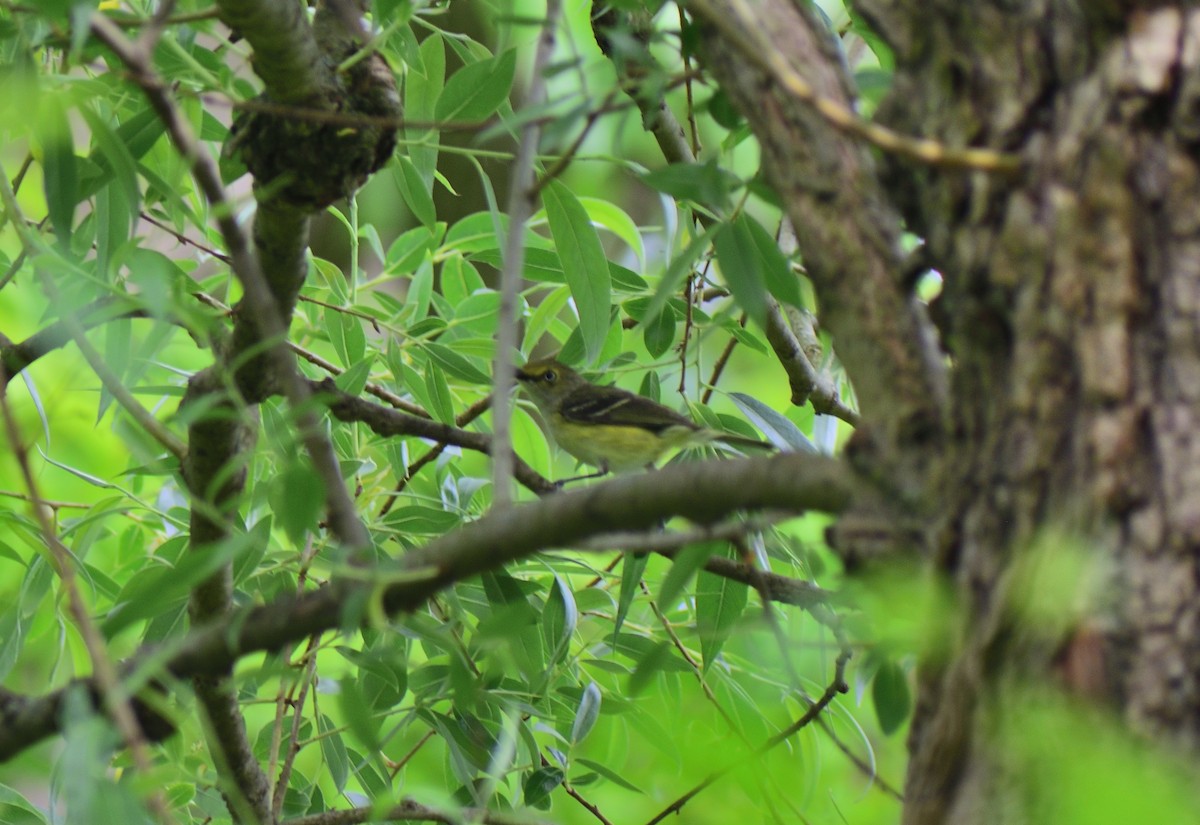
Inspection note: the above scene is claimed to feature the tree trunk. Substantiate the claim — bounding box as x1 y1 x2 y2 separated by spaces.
703 1 1200 822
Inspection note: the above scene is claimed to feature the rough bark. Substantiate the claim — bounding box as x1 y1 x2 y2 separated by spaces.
701 0 1200 822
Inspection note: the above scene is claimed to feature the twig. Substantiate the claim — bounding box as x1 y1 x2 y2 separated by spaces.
273 640 320 818
701 313 744 403
764 301 859 426
282 797 553 825
491 0 564 508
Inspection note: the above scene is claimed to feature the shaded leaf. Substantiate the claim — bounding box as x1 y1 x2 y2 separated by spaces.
696 546 748 672
873 659 912 735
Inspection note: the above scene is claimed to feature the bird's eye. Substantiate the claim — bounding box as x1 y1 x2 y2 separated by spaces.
543 370 557 383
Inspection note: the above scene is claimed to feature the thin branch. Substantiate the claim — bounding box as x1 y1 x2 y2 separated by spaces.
273 639 320 819
492 0 563 508
283 798 553 825
314 378 557 497
764 301 860 426
380 396 492 516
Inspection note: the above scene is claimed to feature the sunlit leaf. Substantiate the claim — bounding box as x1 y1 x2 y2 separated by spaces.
542 180 611 363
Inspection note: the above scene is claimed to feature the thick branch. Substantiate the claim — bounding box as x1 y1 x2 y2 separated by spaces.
215 0 329 104
0 452 855 764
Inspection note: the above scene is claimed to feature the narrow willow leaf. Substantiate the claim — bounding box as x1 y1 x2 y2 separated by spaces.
641 224 717 328
396 155 436 227
37 94 77 247
696 546 748 672
641 160 739 208
317 713 350 793
575 757 645 794
658 542 720 608
873 659 912 735
571 682 602 745
542 180 611 363
713 214 769 326
424 342 491 384
744 213 804 309
614 552 649 643
542 575 578 668
407 34 444 183
423 360 456 424
729 392 818 453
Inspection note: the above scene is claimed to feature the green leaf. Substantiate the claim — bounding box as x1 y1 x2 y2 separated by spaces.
333 356 374 397
271 461 326 546
451 290 503 335
317 713 350 793
523 766 563 809
728 392 818 453
641 160 739 209
102 534 248 636
541 575 577 668
642 306 675 358
0 782 50 825
641 224 718 328
407 33 445 182
571 682 602 745
523 284 571 352
382 505 463 535
542 180 611 363
435 48 516 123
712 214 769 326
338 676 382 753
396 155 436 227
696 546 748 672
658 542 719 608
574 757 645 794
613 552 649 642
481 572 545 679
422 360 456 424
578 196 644 263
873 659 912 735
37 93 77 247
439 254 485 306
424 342 491 384
744 213 804 309
628 641 675 697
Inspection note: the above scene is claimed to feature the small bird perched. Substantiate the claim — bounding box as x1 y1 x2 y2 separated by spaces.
515 358 771 478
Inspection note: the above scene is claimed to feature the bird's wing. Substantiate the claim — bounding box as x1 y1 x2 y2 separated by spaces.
559 385 698 433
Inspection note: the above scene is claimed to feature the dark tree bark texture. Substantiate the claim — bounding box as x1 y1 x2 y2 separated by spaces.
701 1 1200 822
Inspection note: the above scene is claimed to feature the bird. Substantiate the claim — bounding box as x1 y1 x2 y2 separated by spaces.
515 358 772 479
